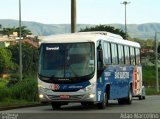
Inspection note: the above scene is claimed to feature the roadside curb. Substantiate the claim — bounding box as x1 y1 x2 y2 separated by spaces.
0 103 49 111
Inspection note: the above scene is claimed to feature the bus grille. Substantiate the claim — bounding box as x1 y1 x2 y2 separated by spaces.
47 95 83 100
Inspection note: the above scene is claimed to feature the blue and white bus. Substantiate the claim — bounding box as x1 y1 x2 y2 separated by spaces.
38 32 145 109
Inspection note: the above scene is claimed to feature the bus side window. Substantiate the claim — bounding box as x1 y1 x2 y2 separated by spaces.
118 44 125 64
124 46 130 65
111 43 118 64
130 47 136 65
104 42 111 64
135 48 141 65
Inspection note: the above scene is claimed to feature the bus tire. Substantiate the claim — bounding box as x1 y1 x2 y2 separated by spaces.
81 102 94 106
118 98 125 104
142 96 146 100
81 102 88 106
139 95 143 100
126 89 132 104
97 92 108 109
51 102 61 109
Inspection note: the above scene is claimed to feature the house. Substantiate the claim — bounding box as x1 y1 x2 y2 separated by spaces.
0 36 17 47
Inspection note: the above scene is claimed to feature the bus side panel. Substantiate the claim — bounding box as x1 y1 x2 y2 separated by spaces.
96 65 135 101
108 66 132 99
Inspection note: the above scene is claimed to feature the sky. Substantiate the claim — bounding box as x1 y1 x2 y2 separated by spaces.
0 0 160 24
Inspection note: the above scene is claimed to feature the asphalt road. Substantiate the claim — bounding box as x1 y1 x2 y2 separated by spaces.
0 95 160 119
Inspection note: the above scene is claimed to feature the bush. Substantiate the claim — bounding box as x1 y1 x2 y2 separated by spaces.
0 76 38 102
142 66 160 87
10 77 38 101
0 87 10 101
7 74 19 87
0 48 15 74
0 78 8 88
0 78 10 101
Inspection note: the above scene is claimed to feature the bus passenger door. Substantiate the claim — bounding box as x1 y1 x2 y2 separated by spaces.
97 40 104 78
96 40 106 102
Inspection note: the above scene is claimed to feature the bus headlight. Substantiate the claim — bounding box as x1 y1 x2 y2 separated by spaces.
39 94 44 98
89 93 95 98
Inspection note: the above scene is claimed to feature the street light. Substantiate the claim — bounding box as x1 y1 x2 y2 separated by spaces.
121 1 130 39
71 0 76 33
155 32 159 93
19 0 22 80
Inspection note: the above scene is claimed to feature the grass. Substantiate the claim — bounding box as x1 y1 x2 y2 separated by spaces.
0 76 39 108
145 87 160 95
142 66 160 95
0 98 39 108
143 66 156 86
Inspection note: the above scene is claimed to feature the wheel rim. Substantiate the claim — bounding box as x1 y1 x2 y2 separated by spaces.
129 91 132 101
103 93 107 106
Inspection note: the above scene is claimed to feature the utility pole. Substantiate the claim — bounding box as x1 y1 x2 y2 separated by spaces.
19 0 22 80
121 1 130 39
71 0 76 33
155 32 159 93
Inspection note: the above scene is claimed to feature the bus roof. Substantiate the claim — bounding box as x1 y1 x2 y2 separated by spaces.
40 32 140 48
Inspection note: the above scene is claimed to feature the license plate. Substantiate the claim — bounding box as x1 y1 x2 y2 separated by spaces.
60 95 70 99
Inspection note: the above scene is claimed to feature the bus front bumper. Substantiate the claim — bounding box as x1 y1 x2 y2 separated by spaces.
38 87 96 103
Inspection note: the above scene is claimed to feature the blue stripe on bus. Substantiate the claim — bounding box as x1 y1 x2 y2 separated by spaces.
55 81 91 91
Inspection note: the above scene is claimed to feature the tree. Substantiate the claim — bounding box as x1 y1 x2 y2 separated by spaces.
2 26 32 38
0 24 2 34
158 43 160 53
0 48 14 74
79 25 128 39
8 43 38 76
2 27 16 36
15 26 32 38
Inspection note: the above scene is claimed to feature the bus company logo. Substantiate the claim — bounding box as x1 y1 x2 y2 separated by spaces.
115 72 129 79
46 47 59 51
49 84 60 90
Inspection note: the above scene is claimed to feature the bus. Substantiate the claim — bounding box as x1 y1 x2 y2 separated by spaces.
38 32 145 109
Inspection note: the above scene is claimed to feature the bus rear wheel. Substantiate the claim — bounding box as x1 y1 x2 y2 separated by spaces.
126 89 132 104
138 95 143 100
118 89 132 105
139 95 145 100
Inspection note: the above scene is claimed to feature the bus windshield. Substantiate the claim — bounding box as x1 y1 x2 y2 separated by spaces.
39 42 95 80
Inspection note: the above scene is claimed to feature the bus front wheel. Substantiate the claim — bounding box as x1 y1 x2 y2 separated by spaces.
97 92 108 109
81 102 94 106
51 102 61 109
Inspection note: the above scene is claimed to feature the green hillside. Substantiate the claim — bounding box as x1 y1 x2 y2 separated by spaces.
0 19 160 39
